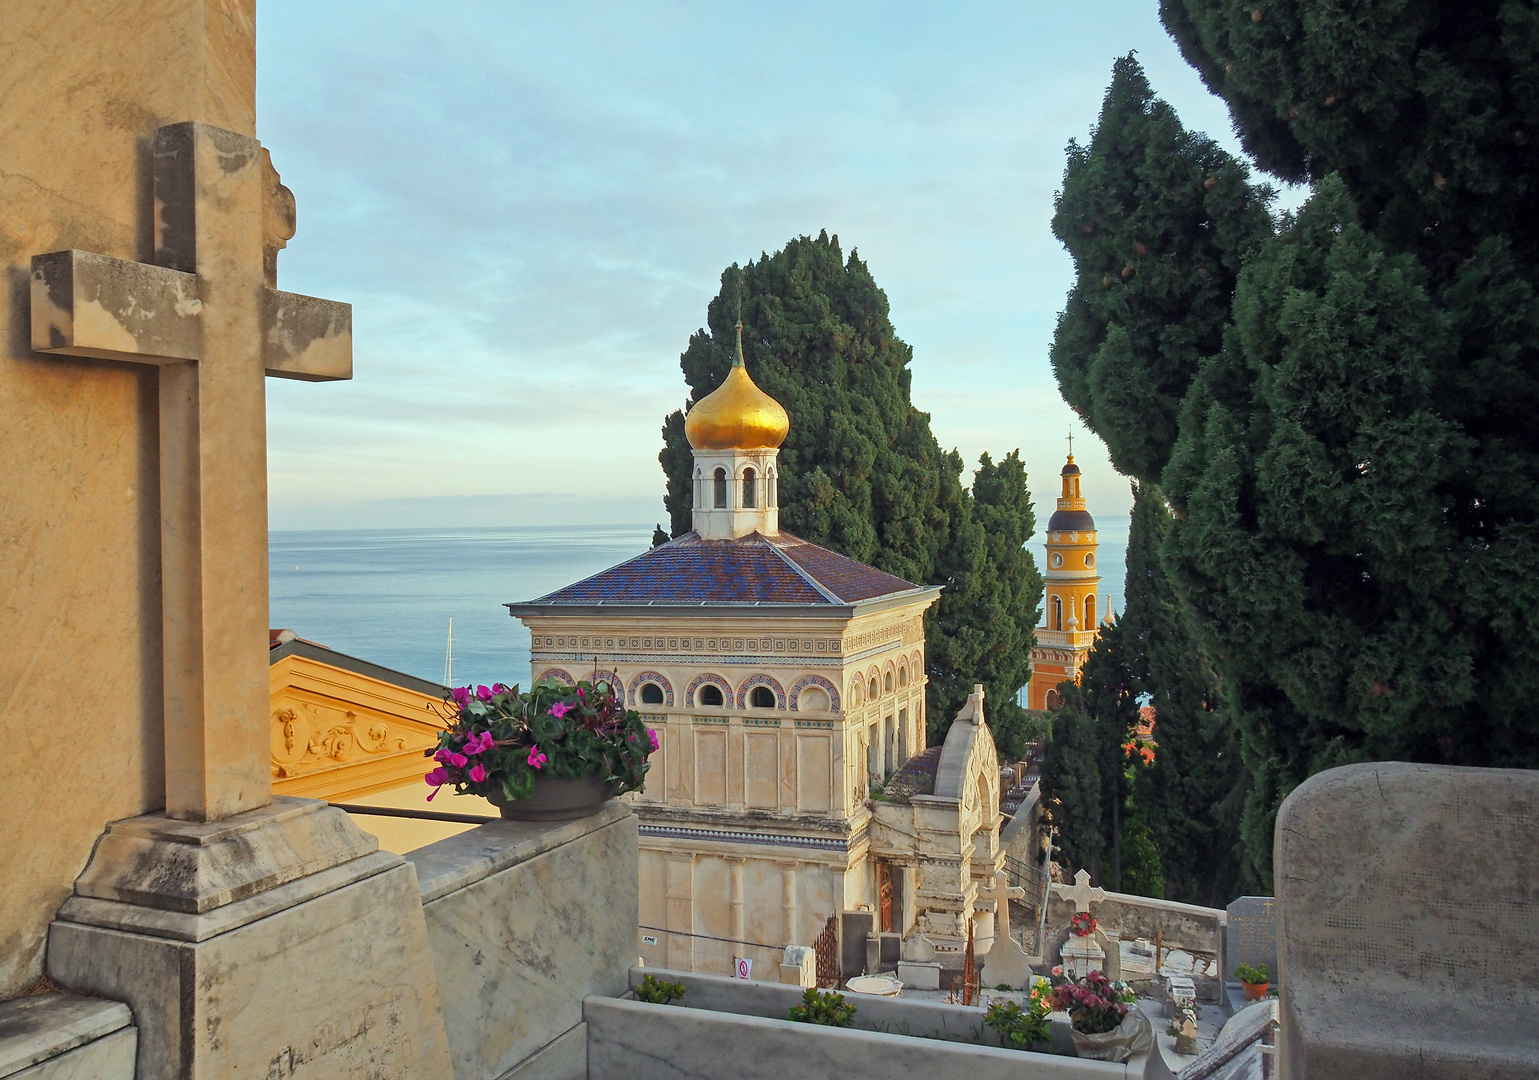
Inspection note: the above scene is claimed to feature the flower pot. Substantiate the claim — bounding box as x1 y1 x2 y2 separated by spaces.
486 774 615 822
1241 980 1269 1001
1070 1009 1154 1062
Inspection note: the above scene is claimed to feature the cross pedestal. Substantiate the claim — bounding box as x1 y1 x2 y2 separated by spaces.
33 121 451 1078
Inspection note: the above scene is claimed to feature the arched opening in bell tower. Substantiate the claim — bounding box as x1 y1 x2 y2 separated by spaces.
713 468 728 508
742 467 757 508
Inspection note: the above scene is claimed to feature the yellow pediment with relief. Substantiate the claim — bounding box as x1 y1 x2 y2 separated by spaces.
269 646 447 802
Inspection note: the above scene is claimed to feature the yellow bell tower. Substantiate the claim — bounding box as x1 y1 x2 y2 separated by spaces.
1027 449 1104 711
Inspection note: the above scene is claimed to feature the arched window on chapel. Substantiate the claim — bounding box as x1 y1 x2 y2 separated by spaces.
1050 595 1063 632
742 468 757 508
714 468 728 509
1085 595 1096 627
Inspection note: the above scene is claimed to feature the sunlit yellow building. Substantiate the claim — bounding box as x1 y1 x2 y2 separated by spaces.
1025 453 1110 711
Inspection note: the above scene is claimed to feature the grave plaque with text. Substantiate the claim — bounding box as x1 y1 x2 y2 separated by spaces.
1224 895 1277 983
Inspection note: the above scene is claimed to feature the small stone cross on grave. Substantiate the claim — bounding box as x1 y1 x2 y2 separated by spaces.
986 870 1026 943
30 122 351 822
1063 868 1106 916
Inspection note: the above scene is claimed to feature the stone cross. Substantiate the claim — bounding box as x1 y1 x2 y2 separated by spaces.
986 870 1026 941
30 122 350 822
1062 868 1106 915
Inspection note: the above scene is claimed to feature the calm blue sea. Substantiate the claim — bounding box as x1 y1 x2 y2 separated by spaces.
268 525 1127 692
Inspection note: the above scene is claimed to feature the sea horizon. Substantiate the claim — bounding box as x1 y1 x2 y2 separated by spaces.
270 521 1128 693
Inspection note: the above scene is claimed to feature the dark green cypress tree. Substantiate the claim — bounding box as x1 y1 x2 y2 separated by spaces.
658 233 1043 752
1121 481 1248 904
1040 618 1139 888
1054 23 1539 885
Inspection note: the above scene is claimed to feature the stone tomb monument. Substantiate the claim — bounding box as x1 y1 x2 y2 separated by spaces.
3 3 450 1076
1224 895 1276 987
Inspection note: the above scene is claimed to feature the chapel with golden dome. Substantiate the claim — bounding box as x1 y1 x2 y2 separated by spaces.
683 321 791 540
505 328 1014 983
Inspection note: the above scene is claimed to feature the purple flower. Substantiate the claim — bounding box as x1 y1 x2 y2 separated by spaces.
476 685 493 701
451 686 470 708
469 763 487 783
527 745 548 770
549 702 572 719
647 728 660 752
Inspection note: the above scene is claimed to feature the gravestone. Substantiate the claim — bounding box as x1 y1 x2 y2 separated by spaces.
1057 869 1107 976
1223 896 1276 983
1275 762 1539 1079
3 2 452 1076
979 869 1033 988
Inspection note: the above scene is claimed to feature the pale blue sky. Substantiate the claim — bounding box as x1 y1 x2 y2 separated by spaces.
258 2 1251 553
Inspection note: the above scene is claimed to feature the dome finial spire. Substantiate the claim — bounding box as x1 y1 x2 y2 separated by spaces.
734 293 746 370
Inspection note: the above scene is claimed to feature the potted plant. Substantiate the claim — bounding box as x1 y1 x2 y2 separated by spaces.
1047 968 1153 1062
1235 962 1270 1001
424 677 655 821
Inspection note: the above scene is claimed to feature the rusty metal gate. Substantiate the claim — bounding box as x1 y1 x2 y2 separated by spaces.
813 914 840 988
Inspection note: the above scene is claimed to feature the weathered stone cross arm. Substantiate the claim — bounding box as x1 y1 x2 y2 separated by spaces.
30 248 350 381
24 120 350 824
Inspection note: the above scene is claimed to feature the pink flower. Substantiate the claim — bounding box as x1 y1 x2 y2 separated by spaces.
576 688 584 699
424 766 450 801
527 745 548 770
549 702 572 719
476 684 493 701
493 683 507 693
469 763 487 783
647 728 660 752
448 752 468 768
464 731 496 755
450 686 470 707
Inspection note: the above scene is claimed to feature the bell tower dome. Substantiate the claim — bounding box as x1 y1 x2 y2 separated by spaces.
1027 445 1107 711
684 320 788 540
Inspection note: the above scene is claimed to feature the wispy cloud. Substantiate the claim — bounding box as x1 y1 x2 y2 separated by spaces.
259 1 1245 534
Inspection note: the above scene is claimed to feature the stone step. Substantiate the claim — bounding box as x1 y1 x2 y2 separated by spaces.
0 993 135 1079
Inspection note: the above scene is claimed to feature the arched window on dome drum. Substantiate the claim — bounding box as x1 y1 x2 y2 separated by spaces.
768 472 777 508
695 469 702 508
1085 595 1096 627
640 682 665 705
714 468 728 509
699 684 724 707
750 685 775 709
1051 595 1063 632
742 467 757 508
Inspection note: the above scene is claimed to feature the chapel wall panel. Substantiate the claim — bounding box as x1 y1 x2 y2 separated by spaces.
744 733 778 809
695 729 727 806
796 736 832 812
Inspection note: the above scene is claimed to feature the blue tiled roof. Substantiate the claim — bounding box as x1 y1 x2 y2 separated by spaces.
516 531 924 608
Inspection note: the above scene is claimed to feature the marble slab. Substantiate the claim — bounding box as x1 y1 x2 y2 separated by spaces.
585 995 1137 1080
1223 897 1276 984
0 995 130 1078
49 861 451 1079
417 809 636 1080
4 1028 135 1080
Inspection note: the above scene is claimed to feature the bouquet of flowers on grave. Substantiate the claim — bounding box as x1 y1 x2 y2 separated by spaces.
1069 911 1098 937
1046 969 1138 1036
424 678 655 803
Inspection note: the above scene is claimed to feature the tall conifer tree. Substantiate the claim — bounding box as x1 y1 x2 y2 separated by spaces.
658 232 1044 753
1054 21 1539 884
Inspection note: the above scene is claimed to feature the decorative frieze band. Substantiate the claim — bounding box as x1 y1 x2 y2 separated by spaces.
639 824 847 852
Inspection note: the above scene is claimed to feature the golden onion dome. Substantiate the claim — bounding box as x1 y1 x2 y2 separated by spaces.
684 321 790 450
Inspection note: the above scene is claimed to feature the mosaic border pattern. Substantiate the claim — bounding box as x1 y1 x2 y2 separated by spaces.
626 670 675 707
735 673 787 710
638 824 847 852
788 673 841 713
685 672 734 708
535 667 576 686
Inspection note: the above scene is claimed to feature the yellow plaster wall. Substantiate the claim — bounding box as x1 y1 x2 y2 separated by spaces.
0 0 257 997
267 650 498 853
